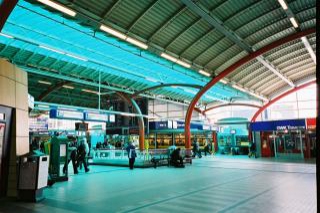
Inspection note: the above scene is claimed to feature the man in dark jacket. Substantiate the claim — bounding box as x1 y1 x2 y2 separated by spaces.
126 142 136 170
170 148 184 168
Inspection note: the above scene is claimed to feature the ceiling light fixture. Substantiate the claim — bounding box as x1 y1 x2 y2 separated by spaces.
0 33 14 39
220 79 228 84
232 84 247 93
66 53 88 61
38 80 52 85
37 0 76 17
39 45 65 54
176 59 191 68
184 88 197 94
301 37 316 65
199 70 211 77
126 37 148 49
100 25 127 40
62 85 74 89
82 89 98 94
278 0 288 10
161 53 178 62
145 77 158 83
160 53 191 68
289 17 299 28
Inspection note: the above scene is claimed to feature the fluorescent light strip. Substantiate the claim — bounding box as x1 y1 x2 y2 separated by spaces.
62 85 74 89
39 45 65 54
160 53 191 68
100 25 127 40
199 70 210 77
82 89 98 94
220 79 228 84
278 0 288 10
38 80 52 85
176 59 191 68
160 53 178 62
126 37 148 49
37 0 76 17
289 17 299 28
184 89 197 94
232 84 246 93
145 77 158 83
66 53 88 61
0 33 14 39
301 37 316 65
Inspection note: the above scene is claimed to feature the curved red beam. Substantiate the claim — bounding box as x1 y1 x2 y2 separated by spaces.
204 103 261 113
184 28 316 149
251 80 316 122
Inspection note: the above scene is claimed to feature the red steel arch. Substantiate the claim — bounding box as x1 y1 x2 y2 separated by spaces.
251 80 316 122
184 28 316 149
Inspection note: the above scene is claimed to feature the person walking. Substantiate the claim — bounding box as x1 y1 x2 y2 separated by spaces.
63 138 78 174
126 142 136 170
203 141 212 156
77 138 90 173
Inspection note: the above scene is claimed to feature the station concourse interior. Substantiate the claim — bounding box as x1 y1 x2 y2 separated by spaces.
0 0 318 212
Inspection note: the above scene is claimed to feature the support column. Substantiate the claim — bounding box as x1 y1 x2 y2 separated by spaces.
116 92 144 151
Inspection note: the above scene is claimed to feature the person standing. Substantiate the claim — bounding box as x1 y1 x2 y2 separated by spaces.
126 142 136 170
144 137 150 160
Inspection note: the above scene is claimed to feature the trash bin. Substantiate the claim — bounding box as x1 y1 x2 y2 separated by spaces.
18 150 49 202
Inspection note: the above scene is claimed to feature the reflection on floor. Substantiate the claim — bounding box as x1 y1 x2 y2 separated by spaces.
0 156 316 213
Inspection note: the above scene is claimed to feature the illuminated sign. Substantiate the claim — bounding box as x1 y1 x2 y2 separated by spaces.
50 109 84 120
86 113 108 122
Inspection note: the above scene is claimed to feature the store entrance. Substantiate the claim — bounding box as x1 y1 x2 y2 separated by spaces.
274 130 304 159
0 105 13 197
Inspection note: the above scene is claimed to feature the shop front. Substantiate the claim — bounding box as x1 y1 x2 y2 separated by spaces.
251 118 316 159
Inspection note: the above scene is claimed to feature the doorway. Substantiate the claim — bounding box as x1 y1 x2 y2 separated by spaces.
0 105 13 197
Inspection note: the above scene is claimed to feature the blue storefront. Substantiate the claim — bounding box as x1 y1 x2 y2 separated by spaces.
250 119 312 159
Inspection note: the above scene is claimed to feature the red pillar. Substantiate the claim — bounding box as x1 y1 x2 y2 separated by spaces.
184 28 315 149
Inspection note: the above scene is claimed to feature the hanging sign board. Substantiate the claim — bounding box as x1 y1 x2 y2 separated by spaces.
50 109 84 120
251 119 306 131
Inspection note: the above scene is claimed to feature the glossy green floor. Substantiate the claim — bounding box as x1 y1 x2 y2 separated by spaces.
0 156 316 213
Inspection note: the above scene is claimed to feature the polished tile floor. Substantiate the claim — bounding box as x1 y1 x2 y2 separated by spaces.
0 156 316 213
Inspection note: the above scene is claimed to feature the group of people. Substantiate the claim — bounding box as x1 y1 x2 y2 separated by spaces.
63 137 90 174
192 140 213 158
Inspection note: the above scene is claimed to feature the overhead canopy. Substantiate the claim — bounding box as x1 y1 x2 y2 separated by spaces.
0 0 316 109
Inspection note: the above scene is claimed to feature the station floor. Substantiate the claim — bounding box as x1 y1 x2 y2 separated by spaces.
0 155 316 213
